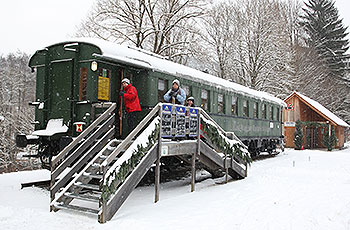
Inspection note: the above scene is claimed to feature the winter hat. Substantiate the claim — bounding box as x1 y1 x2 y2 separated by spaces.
121 78 130 84
187 96 194 102
172 79 180 87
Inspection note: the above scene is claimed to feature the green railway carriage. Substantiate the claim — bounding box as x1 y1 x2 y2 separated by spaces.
16 38 285 166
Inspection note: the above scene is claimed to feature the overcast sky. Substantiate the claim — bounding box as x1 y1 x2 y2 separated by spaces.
0 0 350 56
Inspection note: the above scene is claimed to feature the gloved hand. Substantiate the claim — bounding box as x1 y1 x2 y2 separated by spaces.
171 90 178 97
119 91 125 96
169 90 174 97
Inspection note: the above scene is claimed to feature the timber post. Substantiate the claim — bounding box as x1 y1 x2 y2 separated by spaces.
99 165 107 223
192 109 201 192
155 105 162 203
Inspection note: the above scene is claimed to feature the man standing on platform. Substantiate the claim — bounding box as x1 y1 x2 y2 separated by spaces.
163 79 186 105
120 78 141 132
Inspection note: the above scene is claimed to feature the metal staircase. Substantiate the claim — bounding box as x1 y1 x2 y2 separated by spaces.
49 103 249 223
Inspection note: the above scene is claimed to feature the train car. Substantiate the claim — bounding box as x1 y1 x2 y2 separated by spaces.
16 38 285 167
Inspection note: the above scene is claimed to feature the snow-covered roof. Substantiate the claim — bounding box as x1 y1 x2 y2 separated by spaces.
285 91 349 127
50 38 285 106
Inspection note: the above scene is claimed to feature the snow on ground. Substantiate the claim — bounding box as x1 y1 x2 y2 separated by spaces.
1 147 350 230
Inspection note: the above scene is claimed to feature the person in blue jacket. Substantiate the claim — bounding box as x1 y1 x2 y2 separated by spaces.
163 79 186 105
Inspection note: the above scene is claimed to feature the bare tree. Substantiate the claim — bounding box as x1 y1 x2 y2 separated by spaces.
77 0 206 62
198 0 295 98
0 52 37 173
199 1 238 78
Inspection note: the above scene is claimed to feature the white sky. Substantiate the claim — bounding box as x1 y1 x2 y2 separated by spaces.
0 0 349 56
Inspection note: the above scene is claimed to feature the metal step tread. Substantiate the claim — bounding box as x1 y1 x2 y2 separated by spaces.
73 182 100 191
64 192 100 202
54 203 99 215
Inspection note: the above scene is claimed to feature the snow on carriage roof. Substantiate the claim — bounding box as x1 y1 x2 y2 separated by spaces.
286 91 349 127
54 38 286 106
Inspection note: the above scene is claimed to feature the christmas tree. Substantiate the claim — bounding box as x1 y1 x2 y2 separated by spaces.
294 120 304 150
322 125 337 151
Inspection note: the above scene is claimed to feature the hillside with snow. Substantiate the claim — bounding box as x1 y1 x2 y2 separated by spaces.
1 147 350 230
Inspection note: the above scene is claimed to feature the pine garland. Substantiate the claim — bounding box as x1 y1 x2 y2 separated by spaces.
101 123 160 202
200 118 252 165
300 121 328 128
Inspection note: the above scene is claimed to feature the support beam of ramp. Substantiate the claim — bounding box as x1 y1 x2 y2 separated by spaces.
99 144 158 223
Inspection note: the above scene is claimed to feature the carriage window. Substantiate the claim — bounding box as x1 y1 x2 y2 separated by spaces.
80 67 87 101
98 68 111 101
201 89 209 111
253 102 258 118
158 78 168 102
232 96 237 116
218 94 224 114
243 100 249 117
270 106 274 120
276 107 280 121
262 104 267 119
182 85 191 96
125 71 133 81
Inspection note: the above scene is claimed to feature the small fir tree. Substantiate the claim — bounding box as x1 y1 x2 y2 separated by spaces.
294 120 304 150
322 125 337 151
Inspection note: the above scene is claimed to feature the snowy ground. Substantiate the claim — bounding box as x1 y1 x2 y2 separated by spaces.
1 147 350 230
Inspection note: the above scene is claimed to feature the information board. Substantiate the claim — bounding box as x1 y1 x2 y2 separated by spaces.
161 104 172 138
188 108 199 137
175 106 186 137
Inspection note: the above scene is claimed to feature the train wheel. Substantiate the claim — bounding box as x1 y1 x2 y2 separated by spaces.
40 155 52 170
38 143 52 170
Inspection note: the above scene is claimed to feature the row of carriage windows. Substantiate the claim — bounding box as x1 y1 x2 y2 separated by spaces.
157 78 280 121
80 72 280 122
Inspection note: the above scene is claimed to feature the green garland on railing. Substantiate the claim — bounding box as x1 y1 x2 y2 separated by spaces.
101 123 160 202
201 118 252 165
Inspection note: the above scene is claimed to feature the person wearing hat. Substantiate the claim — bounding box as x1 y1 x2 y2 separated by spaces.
163 79 186 105
185 96 195 107
120 78 141 132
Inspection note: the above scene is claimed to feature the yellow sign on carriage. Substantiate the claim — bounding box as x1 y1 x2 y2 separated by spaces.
98 76 110 101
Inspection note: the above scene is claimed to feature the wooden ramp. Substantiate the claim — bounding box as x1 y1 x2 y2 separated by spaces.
49 103 249 223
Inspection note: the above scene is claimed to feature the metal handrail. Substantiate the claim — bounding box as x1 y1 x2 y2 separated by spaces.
51 103 116 167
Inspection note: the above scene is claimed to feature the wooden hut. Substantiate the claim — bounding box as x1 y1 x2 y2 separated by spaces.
283 91 349 149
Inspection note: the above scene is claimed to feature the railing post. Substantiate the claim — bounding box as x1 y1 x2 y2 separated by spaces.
225 153 228 183
99 165 107 223
191 109 201 192
50 168 55 212
155 105 162 203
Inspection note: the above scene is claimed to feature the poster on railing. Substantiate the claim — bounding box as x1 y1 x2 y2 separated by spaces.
175 105 186 137
161 104 172 138
189 108 199 137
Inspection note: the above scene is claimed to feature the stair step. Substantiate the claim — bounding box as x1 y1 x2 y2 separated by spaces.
74 183 100 191
64 192 100 202
89 163 101 169
82 172 103 180
54 203 99 215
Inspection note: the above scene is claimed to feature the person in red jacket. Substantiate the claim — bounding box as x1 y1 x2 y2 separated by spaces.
120 78 141 132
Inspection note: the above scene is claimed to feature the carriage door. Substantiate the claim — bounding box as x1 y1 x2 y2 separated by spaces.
49 59 73 122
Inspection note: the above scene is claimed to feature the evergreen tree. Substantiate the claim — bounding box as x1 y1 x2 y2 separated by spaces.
300 0 349 80
322 125 337 151
294 120 304 150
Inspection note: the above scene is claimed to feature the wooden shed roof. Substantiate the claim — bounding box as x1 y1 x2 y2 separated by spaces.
285 91 349 127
